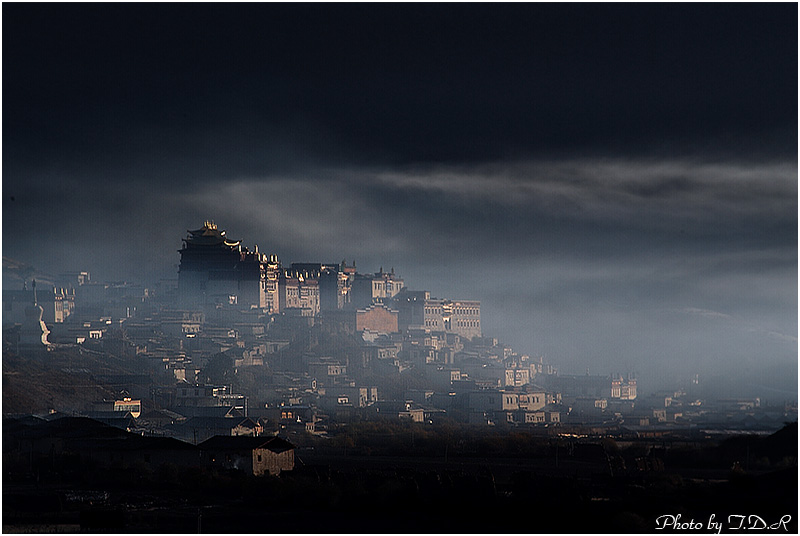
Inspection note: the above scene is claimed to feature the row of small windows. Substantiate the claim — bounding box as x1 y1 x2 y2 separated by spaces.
424 319 479 330
424 308 479 317
525 414 546 423
373 282 401 290
287 287 319 296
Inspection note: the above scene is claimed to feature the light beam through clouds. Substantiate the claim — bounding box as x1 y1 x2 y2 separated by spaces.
3 2 796 402
3 156 795 399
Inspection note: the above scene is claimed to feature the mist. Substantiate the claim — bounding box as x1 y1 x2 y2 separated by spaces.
3 2 797 402
4 155 796 401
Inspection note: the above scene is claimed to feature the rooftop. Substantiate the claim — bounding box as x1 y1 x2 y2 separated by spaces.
198 435 295 453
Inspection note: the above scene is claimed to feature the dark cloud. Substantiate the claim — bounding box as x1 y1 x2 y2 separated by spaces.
2 3 796 400
4 3 797 174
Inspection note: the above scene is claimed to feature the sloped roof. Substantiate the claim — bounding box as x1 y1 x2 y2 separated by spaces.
179 416 257 430
183 222 241 248
68 435 197 452
198 435 295 453
16 416 133 440
170 405 244 418
139 408 187 422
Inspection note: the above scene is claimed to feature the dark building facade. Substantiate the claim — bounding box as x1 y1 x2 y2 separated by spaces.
177 222 271 310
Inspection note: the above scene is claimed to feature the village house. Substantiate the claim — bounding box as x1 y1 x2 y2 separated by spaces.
308 360 348 386
172 415 262 444
198 435 295 476
368 400 426 423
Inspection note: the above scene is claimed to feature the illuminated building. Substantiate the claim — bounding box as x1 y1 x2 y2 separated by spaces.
349 267 404 309
393 289 481 339
177 221 272 310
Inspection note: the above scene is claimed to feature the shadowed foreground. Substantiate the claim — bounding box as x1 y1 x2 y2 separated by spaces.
3 420 797 533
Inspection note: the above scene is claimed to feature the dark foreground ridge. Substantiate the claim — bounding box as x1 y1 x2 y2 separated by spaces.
3 416 797 533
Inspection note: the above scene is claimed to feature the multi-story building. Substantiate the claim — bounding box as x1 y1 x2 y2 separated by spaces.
517 391 546 411
423 298 481 339
403 329 457 365
349 268 404 309
114 397 142 418
308 360 347 386
393 289 429 330
318 385 379 411
279 272 320 314
370 268 404 301
504 366 531 388
174 224 483 347
287 263 346 312
264 255 282 313
611 375 637 400
177 221 273 310
175 383 247 414
160 310 205 338
394 290 481 339
467 388 558 425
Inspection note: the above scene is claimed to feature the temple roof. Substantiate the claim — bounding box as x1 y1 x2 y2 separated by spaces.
184 221 241 247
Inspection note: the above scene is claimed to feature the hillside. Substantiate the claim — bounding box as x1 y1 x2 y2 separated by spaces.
2 346 142 415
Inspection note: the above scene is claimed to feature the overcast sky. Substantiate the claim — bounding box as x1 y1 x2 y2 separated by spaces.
3 3 797 399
